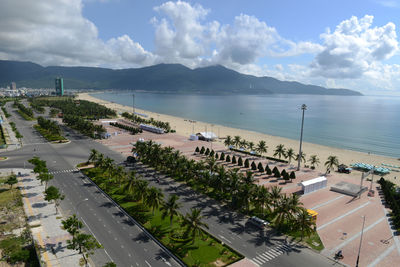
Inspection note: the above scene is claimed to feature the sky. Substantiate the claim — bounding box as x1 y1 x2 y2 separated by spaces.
1 0 400 94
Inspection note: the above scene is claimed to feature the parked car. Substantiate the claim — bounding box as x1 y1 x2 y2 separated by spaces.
247 216 269 229
338 164 352 174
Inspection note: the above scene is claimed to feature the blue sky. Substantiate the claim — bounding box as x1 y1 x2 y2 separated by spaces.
1 0 400 94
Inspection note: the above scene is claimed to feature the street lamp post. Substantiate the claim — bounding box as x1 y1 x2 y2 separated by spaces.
132 93 135 118
297 104 307 171
356 215 366 267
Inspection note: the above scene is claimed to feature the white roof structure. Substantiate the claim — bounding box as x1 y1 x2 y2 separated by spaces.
301 176 327 186
198 132 217 140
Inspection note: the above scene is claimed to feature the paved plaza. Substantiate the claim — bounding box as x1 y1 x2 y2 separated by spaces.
96 118 400 267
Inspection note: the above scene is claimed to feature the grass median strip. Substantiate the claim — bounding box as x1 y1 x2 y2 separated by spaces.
82 166 243 266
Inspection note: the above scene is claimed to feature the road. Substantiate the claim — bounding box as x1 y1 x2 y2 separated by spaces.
1 102 181 267
1 101 338 267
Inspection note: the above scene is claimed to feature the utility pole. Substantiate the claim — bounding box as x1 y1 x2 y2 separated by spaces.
356 216 366 267
297 104 307 171
132 93 135 118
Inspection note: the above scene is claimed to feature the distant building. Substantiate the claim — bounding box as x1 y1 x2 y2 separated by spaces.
55 77 64 96
10 82 16 90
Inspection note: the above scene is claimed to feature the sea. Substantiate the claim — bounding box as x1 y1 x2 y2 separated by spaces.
90 91 400 158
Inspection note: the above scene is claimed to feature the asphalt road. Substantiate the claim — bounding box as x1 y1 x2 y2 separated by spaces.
1 102 181 267
1 101 339 267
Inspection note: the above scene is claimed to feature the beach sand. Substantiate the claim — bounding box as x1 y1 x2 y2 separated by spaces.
77 92 400 186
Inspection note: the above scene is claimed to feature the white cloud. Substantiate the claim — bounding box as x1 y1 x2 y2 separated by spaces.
310 15 399 79
0 0 155 67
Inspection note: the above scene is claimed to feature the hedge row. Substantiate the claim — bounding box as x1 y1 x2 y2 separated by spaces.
110 122 142 135
378 178 400 231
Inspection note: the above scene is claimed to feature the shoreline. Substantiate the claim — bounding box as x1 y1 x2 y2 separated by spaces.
77 92 400 185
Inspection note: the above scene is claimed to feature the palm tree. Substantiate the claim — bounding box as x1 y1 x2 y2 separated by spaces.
133 180 149 202
255 186 271 216
273 194 292 228
239 139 248 149
270 186 282 210
295 208 315 240
233 135 241 149
242 171 254 185
256 140 268 155
206 157 217 173
87 149 99 164
182 208 209 243
146 187 164 215
161 194 182 227
224 135 233 147
295 152 306 165
94 153 104 168
325 155 339 174
247 141 255 152
308 155 320 169
286 148 295 165
273 144 286 160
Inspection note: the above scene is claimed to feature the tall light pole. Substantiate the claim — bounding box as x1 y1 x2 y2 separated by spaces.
356 215 366 267
132 93 135 119
297 104 307 171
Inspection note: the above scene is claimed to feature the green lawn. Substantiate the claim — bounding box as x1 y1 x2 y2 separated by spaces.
83 167 243 266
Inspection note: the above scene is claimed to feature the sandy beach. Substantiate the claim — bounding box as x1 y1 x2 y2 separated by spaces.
77 92 400 185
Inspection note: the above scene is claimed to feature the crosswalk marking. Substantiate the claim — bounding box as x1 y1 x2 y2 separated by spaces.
252 244 292 265
49 168 79 175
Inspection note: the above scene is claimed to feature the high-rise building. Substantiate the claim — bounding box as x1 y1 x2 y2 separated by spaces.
10 82 16 90
55 77 64 96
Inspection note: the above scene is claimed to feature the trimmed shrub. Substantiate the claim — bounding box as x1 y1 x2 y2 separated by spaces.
274 168 281 178
210 150 214 157
215 153 219 159
266 164 272 175
200 146 205 154
220 152 225 161
205 148 210 156
195 147 200 153
232 156 237 164
272 166 278 173
226 155 231 162
283 172 290 183
258 162 264 172
251 161 257 171
281 169 287 177
290 171 296 179
238 157 243 166
244 159 249 168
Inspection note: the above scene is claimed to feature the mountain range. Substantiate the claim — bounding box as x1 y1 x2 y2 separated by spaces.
0 60 362 96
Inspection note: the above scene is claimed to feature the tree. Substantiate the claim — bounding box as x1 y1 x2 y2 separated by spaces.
295 152 306 165
238 157 243 166
239 139 248 149
258 162 264 172
205 148 210 156
62 214 83 238
226 155 231 162
224 135 233 147
274 168 281 178
295 208 315 241
265 164 272 175
233 135 241 148
215 153 219 160
244 158 250 168
270 186 282 210
273 144 286 160
195 146 200 153
281 169 287 177
283 172 290 183
256 140 268 155
37 172 54 189
161 194 181 227
200 146 205 154
251 161 257 171
6 175 18 189
232 155 237 164
103 263 117 267
290 171 296 180
182 208 209 243
146 187 164 215
220 152 225 161
67 232 102 266
209 150 214 157
325 155 339 174
308 155 320 169
44 186 65 214
87 149 99 163
286 148 295 165
248 141 255 152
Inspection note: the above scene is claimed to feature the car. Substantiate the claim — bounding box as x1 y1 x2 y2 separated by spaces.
247 216 269 229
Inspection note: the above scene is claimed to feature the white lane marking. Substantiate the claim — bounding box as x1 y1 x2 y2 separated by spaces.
251 259 261 266
103 249 114 262
145 260 151 267
367 244 395 267
218 234 232 244
329 216 385 255
317 201 370 230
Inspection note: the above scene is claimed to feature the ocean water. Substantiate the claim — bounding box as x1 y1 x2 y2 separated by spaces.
91 91 400 158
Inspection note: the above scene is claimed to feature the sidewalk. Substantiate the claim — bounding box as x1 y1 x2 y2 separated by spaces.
0 107 22 152
6 168 82 267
